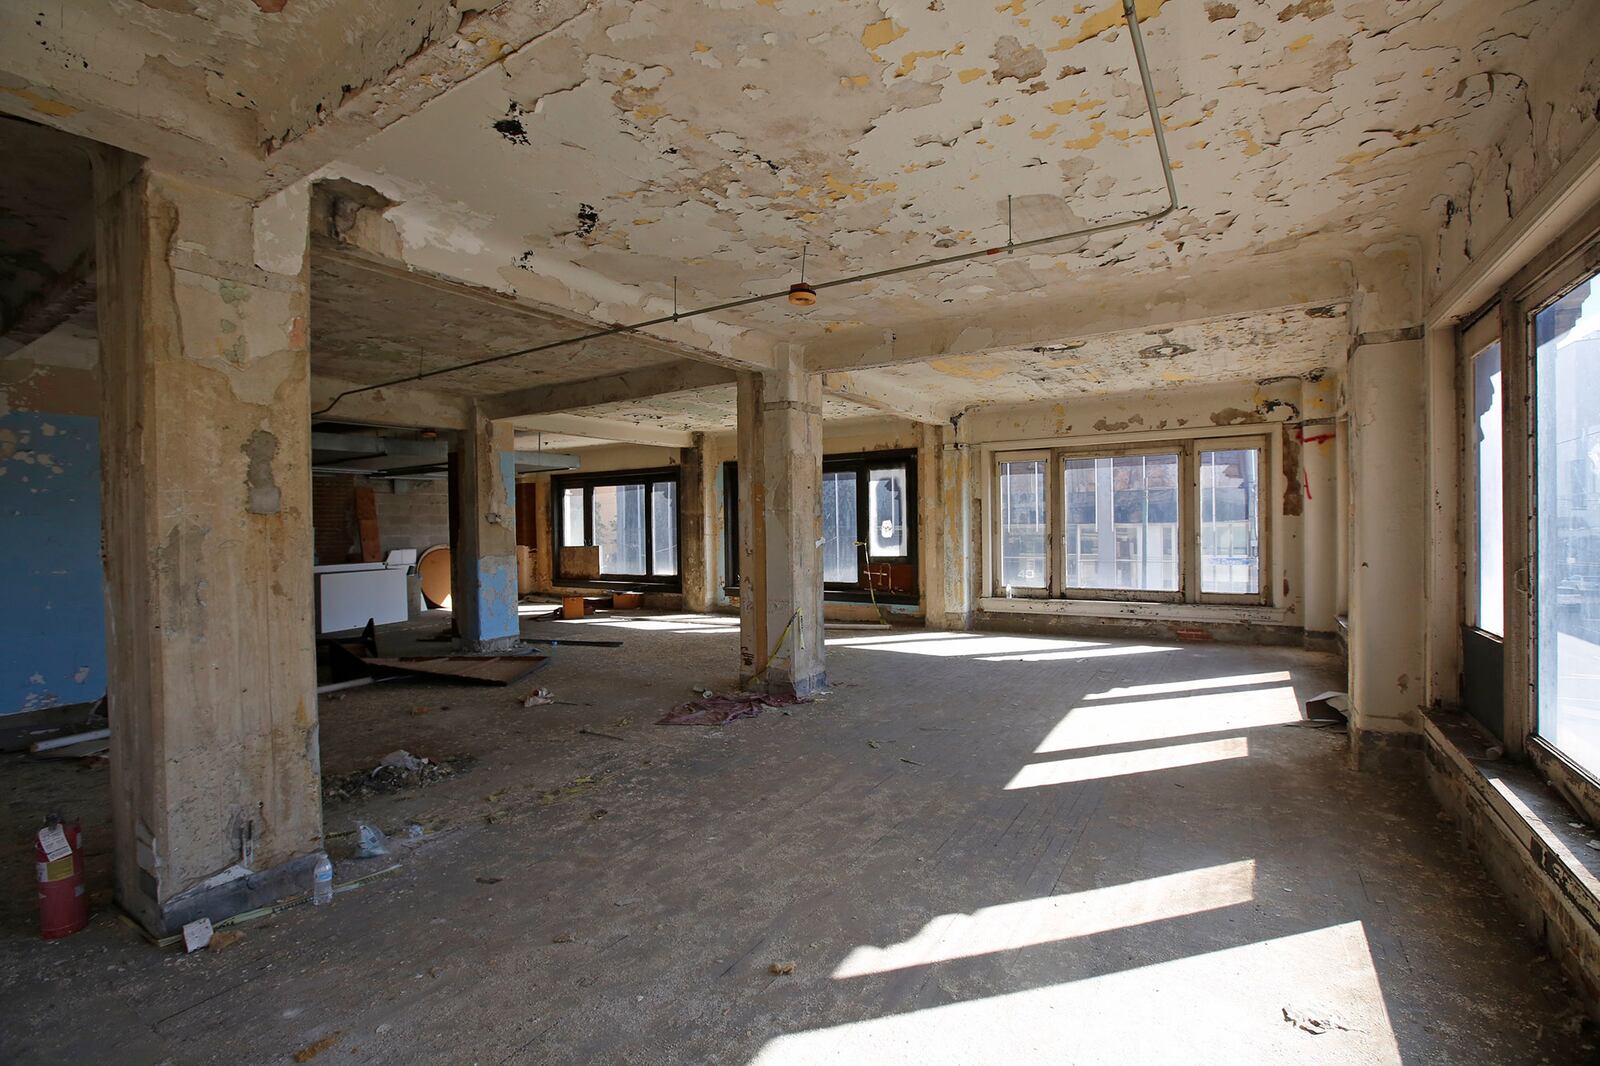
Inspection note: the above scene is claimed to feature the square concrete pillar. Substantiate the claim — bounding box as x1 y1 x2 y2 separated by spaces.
928 433 975 630
736 353 825 695
1346 334 1427 769
94 156 321 934
451 406 520 650
679 432 716 614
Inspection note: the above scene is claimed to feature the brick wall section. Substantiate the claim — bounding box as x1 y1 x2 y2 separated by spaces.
371 478 449 556
312 474 358 565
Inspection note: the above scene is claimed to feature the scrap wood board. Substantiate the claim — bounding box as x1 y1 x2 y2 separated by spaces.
357 654 547 686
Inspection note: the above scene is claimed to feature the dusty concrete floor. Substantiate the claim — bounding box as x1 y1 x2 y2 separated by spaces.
0 609 1594 1064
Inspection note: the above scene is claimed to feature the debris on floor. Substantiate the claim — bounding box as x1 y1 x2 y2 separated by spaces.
1282 1005 1354 1034
768 961 796 975
322 750 472 803
522 688 554 706
291 1032 342 1062
658 691 811 727
353 822 389 858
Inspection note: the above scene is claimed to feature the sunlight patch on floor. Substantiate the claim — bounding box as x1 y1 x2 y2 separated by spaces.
1085 670 1293 701
1006 737 1250 788
1034 686 1303 753
832 861 1256 978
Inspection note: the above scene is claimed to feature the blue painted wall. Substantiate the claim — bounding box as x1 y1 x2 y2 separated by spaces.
1 410 106 714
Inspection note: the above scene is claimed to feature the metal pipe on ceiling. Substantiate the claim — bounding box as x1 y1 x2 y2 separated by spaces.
315 0 1178 418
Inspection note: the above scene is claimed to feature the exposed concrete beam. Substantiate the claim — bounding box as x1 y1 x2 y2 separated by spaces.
310 374 470 432
480 360 735 420
819 370 946 425
804 257 1353 373
511 413 695 450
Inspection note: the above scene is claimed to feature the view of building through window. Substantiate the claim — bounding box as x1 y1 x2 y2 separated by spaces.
999 459 1047 589
1063 453 1179 592
651 482 677 577
556 472 681 580
1199 448 1261 595
868 466 907 557
1535 273 1600 778
591 483 646 575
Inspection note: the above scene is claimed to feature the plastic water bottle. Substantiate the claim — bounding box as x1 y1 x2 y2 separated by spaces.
311 853 333 906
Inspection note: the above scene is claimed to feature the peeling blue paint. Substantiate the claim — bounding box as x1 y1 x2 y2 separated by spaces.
0 412 106 714
475 556 519 642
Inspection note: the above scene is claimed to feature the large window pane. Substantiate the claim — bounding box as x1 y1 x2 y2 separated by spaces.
1474 342 1505 635
1063 454 1178 592
651 481 677 577
1535 275 1600 775
1200 448 1260 594
822 470 858 583
561 486 585 547
999 460 1047 589
868 466 908 557
591 483 646 575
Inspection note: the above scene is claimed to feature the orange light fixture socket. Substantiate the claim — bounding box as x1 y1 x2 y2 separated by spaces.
788 282 817 307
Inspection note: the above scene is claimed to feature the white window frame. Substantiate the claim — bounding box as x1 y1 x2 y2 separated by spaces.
992 436 1270 606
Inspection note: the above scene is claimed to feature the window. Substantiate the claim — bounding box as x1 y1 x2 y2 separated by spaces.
824 452 918 600
1199 448 1261 594
999 458 1048 590
1472 341 1505 635
1063 453 1179 592
822 469 859 584
1534 272 1600 775
720 452 919 602
995 437 1268 603
553 469 681 584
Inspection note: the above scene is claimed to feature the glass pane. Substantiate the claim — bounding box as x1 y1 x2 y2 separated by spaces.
561 487 585 547
822 470 858 583
999 460 1047 589
1063 454 1178 592
591 483 646 575
1535 275 1600 775
868 466 908 557
1474 342 1504 635
1200 449 1260 594
651 481 677 577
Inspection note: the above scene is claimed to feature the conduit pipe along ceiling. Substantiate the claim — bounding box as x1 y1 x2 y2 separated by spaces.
316 0 1181 418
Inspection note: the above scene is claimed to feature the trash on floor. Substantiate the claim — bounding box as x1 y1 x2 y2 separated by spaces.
181 917 213 953
522 688 554 706
768 961 796 975
658 691 811 727
291 1032 342 1062
322 751 471 803
1304 691 1349 721
352 822 389 858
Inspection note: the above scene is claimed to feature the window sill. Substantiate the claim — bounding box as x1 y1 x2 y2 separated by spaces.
1421 708 1600 1001
977 596 1291 626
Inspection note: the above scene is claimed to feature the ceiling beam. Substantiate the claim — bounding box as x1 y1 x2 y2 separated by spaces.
804 257 1353 374
310 374 470 431
512 414 694 450
819 370 946 425
480 359 735 420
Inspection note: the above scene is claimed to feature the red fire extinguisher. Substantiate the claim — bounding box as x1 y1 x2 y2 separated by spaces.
36 816 89 939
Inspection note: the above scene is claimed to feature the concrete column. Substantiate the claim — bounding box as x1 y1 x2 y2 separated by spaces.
451 406 519 649
94 156 320 934
680 433 716 613
736 351 825 695
1299 375 1340 635
929 437 975 630
1346 334 1428 767
917 423 946 624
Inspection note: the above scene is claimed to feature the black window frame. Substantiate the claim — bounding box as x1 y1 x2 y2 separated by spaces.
552 467 683 589
721 450 919 605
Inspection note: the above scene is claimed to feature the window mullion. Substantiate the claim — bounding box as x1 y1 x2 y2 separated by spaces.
1181 443 1199 604
1049 449 1065 598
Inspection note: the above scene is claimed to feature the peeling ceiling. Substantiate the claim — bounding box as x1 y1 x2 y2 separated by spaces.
327 0 1572 343
549 384 875 433
309 244 689 396
871 302 1349 415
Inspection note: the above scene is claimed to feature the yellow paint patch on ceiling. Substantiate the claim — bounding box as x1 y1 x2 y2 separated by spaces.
958 67 987 83
1030 123 1059 139
928 358 1011 382
1050 0 1166 52
1287 34 1314 51
1061 122 1106 150
995 0 1025 15
0 85 79 117
861 18 908 59
840 74 872 88
896 44 964 79
996 114 1016 126
1233 128 1263 156
1049 97 1106 115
